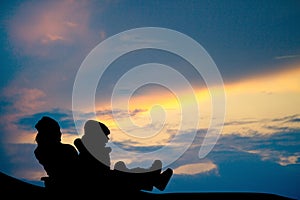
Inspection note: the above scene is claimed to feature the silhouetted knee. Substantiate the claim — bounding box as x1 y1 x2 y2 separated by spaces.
114 161 129 172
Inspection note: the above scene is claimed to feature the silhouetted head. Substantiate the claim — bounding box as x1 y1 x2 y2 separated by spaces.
82 119 112 167
83 120 110 139
35 116 62 144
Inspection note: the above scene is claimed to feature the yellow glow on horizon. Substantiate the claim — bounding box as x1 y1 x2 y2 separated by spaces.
226 65 300 94
225 65 300 119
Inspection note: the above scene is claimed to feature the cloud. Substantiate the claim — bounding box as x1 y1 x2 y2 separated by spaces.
213 130 300 166
166 127 300 197
275 54 300 60
109 141 164 153
271 114 300 123
42 33 65 43
223 119 258 126
170 117 300 169
7 0 105 57
289 118 300 123
16 109 75 132
0 87 48 144
0 106 79 145
222 114 300 136
3 87 46 114
166 156 300 200
173 161 217 175
96 108 148 120
0 85 83 142
2 1 112 126
279 155 300 166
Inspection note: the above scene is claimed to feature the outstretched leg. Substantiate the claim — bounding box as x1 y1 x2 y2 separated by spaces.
154 168 173 191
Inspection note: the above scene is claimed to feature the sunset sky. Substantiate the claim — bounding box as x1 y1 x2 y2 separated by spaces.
1 0 300 199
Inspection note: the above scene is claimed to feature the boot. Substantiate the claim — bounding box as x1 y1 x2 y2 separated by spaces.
154 168 173 191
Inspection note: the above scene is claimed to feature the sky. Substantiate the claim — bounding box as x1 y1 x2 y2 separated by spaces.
1 0 300 199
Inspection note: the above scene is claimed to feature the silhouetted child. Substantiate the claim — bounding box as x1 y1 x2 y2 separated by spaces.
74 119 173 193
34 116 83 195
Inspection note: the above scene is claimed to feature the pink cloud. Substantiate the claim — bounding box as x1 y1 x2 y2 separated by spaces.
8 0 105 56
41 33 65 44
4 87 46 114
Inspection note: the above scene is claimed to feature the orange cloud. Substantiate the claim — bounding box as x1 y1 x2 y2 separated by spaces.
174 161 217 175
41 33 65 44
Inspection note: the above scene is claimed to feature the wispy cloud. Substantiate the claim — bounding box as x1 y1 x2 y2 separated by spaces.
288 118 300 123
223 119 258 126
275 54 300 60
222 115 300 136
271 114 300 123
278 155 300 166
41 33 65 44
214 130 300 166
96 108 148 120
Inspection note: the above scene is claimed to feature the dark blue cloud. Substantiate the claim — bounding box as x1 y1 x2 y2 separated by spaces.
111 141 164 153
16 108 76 134
288 118 300 123
271 115 300 123
223 130 299 148
209 130 300 166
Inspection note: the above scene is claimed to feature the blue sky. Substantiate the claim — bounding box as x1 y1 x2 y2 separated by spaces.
1 0 300 199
